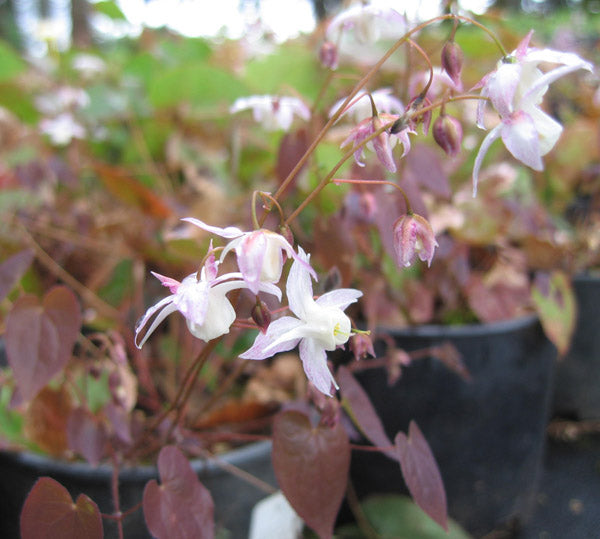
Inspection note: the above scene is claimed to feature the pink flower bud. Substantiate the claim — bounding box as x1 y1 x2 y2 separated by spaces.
406 94 432 135
441 40 464 87
432 114 463 157
319 41 338 70
393 213 438 268
251 300 272 334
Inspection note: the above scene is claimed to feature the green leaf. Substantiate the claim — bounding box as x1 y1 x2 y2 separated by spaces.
98 259 134 307
0 385 25 443
0 40 25 82
0 83 38 123
148 63 247 108
336 495 472 539
93 0 126 20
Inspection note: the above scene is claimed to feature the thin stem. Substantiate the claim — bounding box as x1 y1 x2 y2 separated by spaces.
407 38 434 97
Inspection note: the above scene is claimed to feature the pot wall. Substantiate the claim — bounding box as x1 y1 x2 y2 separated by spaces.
350 315 556 537
0 440 275 539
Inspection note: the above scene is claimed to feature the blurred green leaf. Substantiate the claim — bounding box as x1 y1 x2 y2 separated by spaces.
0 385 25 443
335 495 471 539
0 83 38 123
0 40 25 82
98 259 134 307
93 0 127 20
148 63 247 108
244 43 321 99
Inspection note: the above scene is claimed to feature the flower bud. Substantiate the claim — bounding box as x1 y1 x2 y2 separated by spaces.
393 213 438 268
406 94 432 135
251 299 271 334
319 41 338 70
432 114 463 157
441 40 464 87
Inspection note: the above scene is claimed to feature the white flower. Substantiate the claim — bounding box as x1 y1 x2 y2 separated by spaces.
230 95 310 131
326 1 406 44
329 88 404 122
183 218 316 295
39 113 86 145
240 248 362 396
473 31 593 195
135 254 281 348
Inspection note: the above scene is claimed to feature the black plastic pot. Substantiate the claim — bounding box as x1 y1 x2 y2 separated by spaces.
553 273 600 420
0 440 275 539
350 315 556 537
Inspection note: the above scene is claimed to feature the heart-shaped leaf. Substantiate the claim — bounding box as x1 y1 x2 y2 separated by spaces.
20 477 103 539
272 410 350 539
67 408 107 466
395 421 448 531
5 286 81 402
143 445 214 539
0 249 34 302
337 366 397 461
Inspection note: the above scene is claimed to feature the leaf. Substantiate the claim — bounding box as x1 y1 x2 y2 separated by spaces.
5 286 81 402
337 366 397 461
67 408 107 467
395 421 448 532
20 477 103 539
143 445 214 539
24 386 72 456
272 410 350 539
0 248 34 302
275 128 309 195
93 0 126 19
532 270 576 357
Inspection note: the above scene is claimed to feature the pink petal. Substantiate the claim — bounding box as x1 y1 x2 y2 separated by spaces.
240 317 303 360
181 218 244 239
151 272 180 294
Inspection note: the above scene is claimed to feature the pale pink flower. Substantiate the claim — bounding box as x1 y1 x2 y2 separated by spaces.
473 31 593 195
39 113 86 145
230 95 310 131
240 248 362 396
341 113 414 173
393 213 438 268
135 252 281 348
183 218 316 294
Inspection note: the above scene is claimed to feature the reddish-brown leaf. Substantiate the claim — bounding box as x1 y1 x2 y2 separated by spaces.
0 249 34 302
272 410 350 539
143 446 214 539
20 477 103 539
395 421 448 531
275 127 309 195
24 386 72 456
337 366 396 461
67 408 107 466
5 286 81 402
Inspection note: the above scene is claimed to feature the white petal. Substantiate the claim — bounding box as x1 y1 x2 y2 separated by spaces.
487 63 521 117
182 217 244 239
472 125 502 197
134 297 178 348
522 62 593 107
500 113 543 171
299 338 337 397
286 247 315 320
528 106 563 155
239 317 303 360
316 288 362 311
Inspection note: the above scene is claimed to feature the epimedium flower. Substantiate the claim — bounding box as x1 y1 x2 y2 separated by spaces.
473 30 593 195
230 95 310 131
393 213 438 268
135 250 281 348
341 113 414 173
326 1 406 45
240 248 363 396
182 218 317 295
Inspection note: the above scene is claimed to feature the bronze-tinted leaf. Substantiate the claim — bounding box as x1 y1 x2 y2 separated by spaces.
272 410 350 539
67 408 107 466
395 421 448 532
143 445 214 539
5 286 81 401
20 477 103 539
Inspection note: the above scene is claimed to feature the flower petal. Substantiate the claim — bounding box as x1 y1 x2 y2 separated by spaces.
135 297 178 348
240 317 303 360
182 218 244 239
528 106 563 155
472 124 501 196
316 288 362 311
299 338 337 396
286 247 315 320
500 112 543 171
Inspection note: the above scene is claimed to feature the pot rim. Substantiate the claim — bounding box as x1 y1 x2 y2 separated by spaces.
377 313 540 339
0 440 273 481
